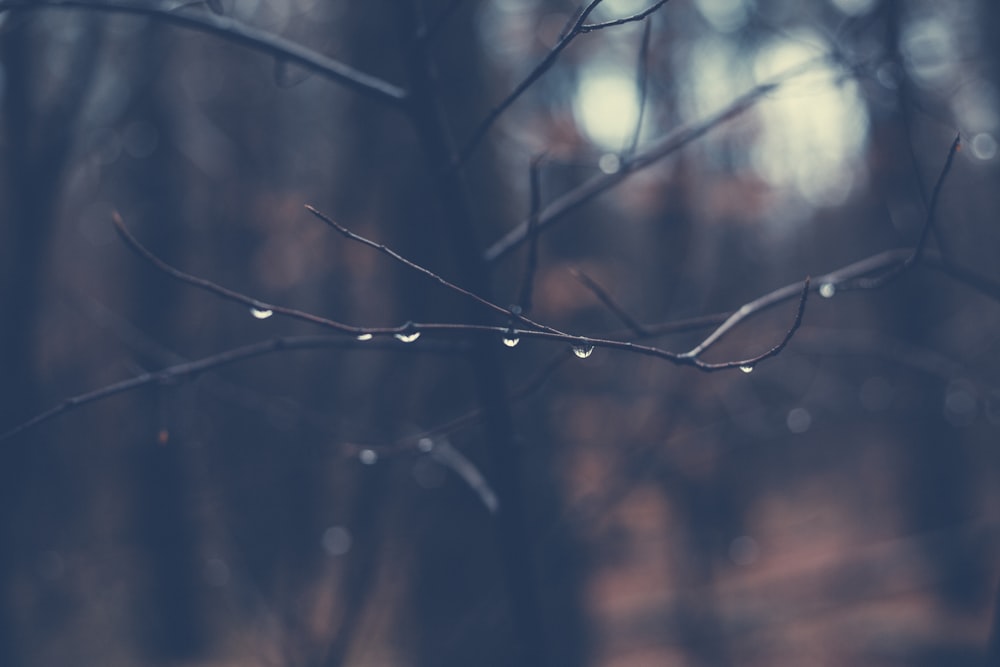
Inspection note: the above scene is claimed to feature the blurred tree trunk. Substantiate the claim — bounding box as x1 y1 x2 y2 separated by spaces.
120 23 206 661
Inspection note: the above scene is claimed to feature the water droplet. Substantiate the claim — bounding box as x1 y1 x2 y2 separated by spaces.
394 331 421 343
739 364 754 374
417 437 434 453
819 282 836 298
356 333 373 341
572 344 594 359
502 335 520 348
358 448 378 465
598 153 621 174
250 307 274 319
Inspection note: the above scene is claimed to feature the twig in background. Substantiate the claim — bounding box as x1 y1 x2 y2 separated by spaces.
580 0 671 32
305 204 567 337
570 268 648 337
0 335 459 443
623 16 653 159
843 132 960 290
515 155 546 315
483 77 789 263
458 0 674 164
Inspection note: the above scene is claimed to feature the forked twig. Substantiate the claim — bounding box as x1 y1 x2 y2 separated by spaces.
305 204 567 336
580 0 670 31
458 0 673 164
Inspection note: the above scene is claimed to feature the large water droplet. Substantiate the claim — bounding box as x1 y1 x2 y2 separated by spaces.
359 449 378 465
572 344 594 359
819 282 836 298
417 437 434 453
739 364 754 374
250 307 274 319
356 333 373 341
394 331 421 343
502 334 520 348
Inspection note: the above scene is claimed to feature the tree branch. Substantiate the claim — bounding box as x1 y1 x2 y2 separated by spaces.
458 0 673 164
0 0 407 108
483 79 784 263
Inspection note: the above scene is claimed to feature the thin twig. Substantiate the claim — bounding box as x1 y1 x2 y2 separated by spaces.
516 155 546 314
458 0 674 165
845 132 960 290
684 278 810 370
0 335 459 442
483 78 787 263
580 0 670 31
910 132 961 262
305 204 567 336
0 0 407 108
458 0 603 164
570 268 647 336
623 17 653 158
113 212 358 334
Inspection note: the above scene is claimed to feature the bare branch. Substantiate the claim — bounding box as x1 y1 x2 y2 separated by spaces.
843 132 961 290
483 79 783 263
623 16 653 158
515 155 546 314
580 0 670 32
113 212 360 334
304 204 568 336
0 0 407 108
684 278 810 371
0 335 459 443
458 0 673 164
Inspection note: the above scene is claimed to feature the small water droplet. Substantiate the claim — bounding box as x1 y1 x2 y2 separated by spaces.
819 282 836 298
358 449 378 465
394 331 421 343
739 364 754 374
250 307 273 319
417 437 434 453
356 333 373 341
598 153 621 174
572 344 594 359
502 335 520 348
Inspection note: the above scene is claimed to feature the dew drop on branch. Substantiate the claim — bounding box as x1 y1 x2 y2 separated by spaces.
739 364 754 374
502 334 520 348
572 344 594 359
356 333 373 341
394 331 421 343
358 449 378 465
250 307 274 319
819 282 836 298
